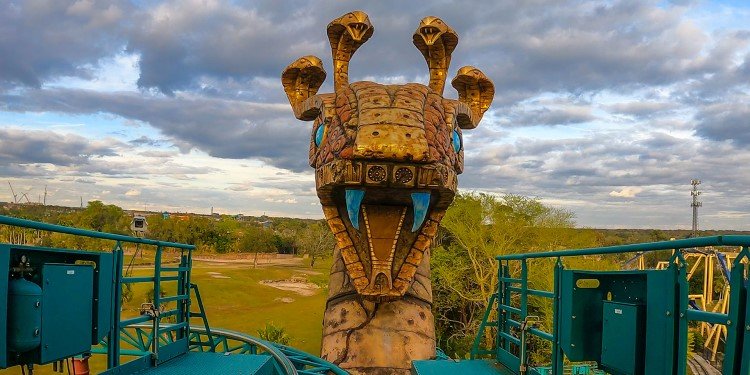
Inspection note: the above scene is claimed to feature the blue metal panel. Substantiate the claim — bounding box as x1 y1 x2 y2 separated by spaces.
95 251 114 343
157 338 189 365
40 263 94 364
5 245 113 345
643 269 677 375
601 301 643 375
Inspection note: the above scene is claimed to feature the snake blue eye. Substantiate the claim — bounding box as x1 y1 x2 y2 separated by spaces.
315 124 325 147
452 128 461 153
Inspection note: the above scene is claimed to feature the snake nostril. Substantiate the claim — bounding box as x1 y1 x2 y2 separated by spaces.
406 133 411 138
372 131 379 136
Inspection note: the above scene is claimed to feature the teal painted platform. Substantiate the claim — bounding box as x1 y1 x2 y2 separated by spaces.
412 359 514 375
132 352 274 375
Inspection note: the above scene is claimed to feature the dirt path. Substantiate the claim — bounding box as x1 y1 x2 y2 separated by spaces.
193 256 304 266
259 279 321 296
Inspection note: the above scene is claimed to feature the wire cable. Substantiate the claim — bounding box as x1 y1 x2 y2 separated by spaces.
125 243 142 277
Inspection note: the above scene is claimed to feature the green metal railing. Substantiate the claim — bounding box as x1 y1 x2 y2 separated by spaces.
0 215 195 250
0 214 346 375
0 214 196 370
471 235 750 375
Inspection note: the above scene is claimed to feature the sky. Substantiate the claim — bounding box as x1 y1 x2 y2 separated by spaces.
1 0 749 230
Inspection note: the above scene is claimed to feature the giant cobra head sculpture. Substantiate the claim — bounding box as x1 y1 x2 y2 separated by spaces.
282 11 494 301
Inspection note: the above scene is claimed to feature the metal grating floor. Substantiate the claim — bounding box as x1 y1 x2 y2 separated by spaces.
411 359 515 375
132 352 274 375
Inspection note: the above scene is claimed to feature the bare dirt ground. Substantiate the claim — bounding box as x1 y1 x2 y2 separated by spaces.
206 271 231 279
259 278 321 296
193 254 304 267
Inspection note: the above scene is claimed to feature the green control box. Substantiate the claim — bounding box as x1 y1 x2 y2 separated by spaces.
601 301 644 375
39 264 94 364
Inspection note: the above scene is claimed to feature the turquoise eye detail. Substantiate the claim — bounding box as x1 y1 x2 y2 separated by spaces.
315 124 325 147
452 129 461 153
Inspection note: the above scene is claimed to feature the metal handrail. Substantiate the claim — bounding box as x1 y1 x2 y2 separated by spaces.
126 324 348 375
0 214 195 250
497 235 750 260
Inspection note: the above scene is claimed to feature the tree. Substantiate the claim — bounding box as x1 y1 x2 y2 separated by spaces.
431 193 600 358
295 221 335 267
77 200 129 234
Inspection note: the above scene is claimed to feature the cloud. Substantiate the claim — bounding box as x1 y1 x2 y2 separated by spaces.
124 189 141 196
609 187 644 198
1 88 311 171
694 99 750 146
506 105 597 127
129 135 166 147
606 101 678 119
0 127 122 166
0 0 132 88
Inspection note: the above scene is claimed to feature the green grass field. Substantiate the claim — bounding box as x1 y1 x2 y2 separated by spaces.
188 258 331 354
1 254 332 374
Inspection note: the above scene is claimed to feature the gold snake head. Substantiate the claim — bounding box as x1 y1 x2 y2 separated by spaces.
281 12 495 301
327 10 373 45
414 16 457 47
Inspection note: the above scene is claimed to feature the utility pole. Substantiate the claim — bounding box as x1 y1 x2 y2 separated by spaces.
691 179 702 237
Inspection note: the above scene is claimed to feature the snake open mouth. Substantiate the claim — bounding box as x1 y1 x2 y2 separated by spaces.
419 26 442 45
316 159 457 300
343 188 428 294
346 22 370 42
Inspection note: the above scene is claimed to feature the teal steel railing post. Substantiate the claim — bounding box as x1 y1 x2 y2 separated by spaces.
502 263 511 353
495 262 503 355
723 246 749 374
152 245 163 361
551 258 563 375
108 241 124 368
675 250 688 375
740 246 750 375
520 259 528 319
176 251 186 341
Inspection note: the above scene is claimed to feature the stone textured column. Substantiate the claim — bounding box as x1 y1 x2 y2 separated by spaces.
321 248 435 374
